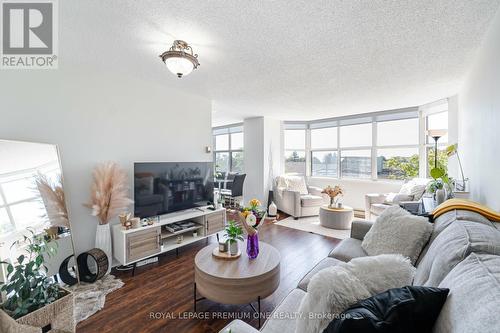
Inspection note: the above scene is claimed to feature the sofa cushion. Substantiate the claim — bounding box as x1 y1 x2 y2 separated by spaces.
362 206 433 265
261 288 306 333
297 257 343 291
414 221 500 286
328 238 368 262
433 253 500 333
415 209 495 266
324 286 449 333
295 254 415 333
370 203 390 216
300 194 323 207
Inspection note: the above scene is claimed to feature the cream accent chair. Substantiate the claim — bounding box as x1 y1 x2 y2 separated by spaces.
273 175 329 219
365 178 430 221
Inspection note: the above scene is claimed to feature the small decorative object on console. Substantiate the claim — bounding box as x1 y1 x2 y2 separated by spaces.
322 185 343 208
268 201 278 217
176 235 184 244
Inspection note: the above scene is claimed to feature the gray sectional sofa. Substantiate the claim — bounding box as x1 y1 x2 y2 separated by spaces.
220 209 500 333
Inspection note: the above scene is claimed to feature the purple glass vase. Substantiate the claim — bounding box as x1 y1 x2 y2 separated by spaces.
247 232 259 259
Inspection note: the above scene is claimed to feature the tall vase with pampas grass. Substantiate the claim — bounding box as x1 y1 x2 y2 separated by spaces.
85 162 133 272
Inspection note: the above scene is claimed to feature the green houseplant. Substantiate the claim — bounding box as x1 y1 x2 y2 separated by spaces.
224 220 244 255
0 229 74 331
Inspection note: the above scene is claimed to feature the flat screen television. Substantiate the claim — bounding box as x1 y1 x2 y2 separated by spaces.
134 162 214 218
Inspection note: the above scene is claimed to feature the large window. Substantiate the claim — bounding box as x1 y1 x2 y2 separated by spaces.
284 128 306 174
283 107 427 181
376 118 419 180
213 125 244 174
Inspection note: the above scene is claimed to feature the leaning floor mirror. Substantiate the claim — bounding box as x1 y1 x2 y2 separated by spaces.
0 139 78 286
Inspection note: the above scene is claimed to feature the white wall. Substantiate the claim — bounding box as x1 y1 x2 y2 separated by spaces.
0 69 212 255
458 7 500 210
447 95 460 180
307 177 401 211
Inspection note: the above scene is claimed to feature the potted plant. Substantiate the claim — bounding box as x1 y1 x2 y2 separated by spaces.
0 229 74 331
428 167 452 205
224 220 244 255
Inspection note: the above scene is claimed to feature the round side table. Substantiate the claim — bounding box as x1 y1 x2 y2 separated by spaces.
319 205 354 230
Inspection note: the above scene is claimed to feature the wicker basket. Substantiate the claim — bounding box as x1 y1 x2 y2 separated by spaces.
4 288 75 333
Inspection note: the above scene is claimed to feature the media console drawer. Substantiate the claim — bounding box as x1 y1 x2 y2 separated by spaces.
126 227 161 262
206 211 225 235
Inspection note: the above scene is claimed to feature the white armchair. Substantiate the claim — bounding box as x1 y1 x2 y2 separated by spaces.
273 175 329 219
365 178 430 221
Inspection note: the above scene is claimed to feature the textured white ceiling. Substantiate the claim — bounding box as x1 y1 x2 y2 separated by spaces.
61 0 500 125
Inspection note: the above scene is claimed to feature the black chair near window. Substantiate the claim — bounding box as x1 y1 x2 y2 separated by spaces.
220 173 246 207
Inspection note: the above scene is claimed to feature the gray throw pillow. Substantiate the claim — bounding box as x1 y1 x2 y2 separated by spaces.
361 206 433 265
433 253 500 333
413 221 500 286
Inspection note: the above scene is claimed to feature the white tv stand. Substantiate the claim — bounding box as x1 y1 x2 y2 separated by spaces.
112 207 226 271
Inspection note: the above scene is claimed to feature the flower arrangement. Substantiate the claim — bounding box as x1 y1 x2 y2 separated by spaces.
85 162 133 225
240 198 265 229
322 185 343 208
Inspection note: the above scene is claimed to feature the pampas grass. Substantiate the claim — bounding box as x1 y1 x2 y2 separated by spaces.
85 162 133 225
35 172 70 228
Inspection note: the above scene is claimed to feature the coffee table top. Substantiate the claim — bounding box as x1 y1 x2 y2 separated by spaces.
321 205 353 212
195 241 280 280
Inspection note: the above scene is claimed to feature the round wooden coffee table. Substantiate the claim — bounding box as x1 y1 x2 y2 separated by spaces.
319 205 354 229
194 241 280 327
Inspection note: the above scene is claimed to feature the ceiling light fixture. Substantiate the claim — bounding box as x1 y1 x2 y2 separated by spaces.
159 40 200 78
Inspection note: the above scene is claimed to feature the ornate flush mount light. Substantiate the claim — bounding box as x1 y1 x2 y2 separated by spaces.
159 40 200 78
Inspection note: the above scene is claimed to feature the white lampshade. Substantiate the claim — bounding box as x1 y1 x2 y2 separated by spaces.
165 57 194 78
426 129 447 138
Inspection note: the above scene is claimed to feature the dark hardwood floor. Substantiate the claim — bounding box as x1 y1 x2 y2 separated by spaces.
77 217 340 333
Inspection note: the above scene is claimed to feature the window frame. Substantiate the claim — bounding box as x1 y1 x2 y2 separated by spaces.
283 127 307 175
282 106 433 182
212 124 244 174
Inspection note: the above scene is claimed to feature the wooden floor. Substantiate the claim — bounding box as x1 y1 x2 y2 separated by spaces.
77 218 340 333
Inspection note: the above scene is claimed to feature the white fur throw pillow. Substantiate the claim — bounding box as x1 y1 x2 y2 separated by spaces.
285 175 309 195
361 206 433 265
295 254 415 333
